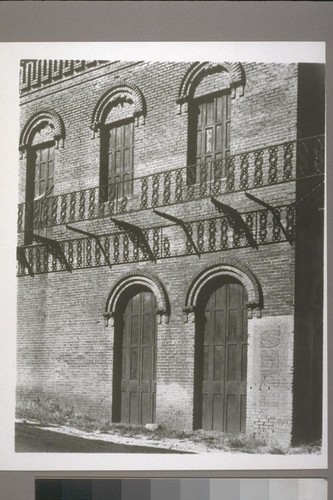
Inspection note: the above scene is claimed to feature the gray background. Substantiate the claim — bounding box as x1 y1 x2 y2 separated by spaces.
0 1 331 499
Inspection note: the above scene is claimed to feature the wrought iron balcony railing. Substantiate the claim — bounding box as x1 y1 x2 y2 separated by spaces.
17 203 295 277
17 135 324 234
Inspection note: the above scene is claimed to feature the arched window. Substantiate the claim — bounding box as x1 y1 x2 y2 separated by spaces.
100 118 134 202
187 91 231 186
19 110 65 244
91 83 146 203
177 62 244 189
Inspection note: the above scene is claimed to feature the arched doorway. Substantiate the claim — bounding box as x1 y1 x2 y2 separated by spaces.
112 285 157 425
193 276 248 432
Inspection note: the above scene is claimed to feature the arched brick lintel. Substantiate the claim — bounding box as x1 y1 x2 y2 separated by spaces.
91 82 146 131
104 270 170 325
184 258 262 321
177 61 245 105
19 109 66 152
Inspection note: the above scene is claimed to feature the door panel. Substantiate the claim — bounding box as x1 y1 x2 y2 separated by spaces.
198 280 248 432
119 290 156 425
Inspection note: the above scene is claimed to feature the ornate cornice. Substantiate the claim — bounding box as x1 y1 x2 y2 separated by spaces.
20 60 108 94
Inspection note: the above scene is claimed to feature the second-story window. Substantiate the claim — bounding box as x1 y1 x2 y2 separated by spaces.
25 142 55 244
100 119 134 203
92 83 145 205
187 91 231 186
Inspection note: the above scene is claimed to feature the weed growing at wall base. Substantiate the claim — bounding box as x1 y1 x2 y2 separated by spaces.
16 396 321 454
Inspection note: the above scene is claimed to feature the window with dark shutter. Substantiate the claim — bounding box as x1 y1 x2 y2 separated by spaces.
100 120 134 203
188 92 230 186
25 142 55 244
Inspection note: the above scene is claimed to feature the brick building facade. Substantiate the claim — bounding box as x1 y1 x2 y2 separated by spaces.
16 59 325 447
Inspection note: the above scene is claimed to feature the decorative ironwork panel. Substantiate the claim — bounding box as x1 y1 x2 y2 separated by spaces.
123 234 129 262
113 234 120 263
239 153 249 189
254 150 264 187
60 194 67 224
152 174 160 207
197 221 205 252
212 159 224 196
43 247 49 273
286 204 296 240
35 247 41 273
185 222 194 255
153 228 160 259
208 219 217 251
226 157 235 192
68 241 74 268
77 239 83 268
59 242 67 271
186 181 195 201
199 163 209 197
95 240 101 266
245 212 256 246
86 238 92 267
268 146 278 184
79 191 86 221
118 197 128 214
69 193 76 222
232 227 241 248
140 177 149 209
88 189 96 218
51 248 57 272
142 229 150 259
104 236 110 265
163 236 171 257
220 217 229 249
175 170 183 202
132 233 140 261
28 247 34 273
283 142 294 181
259 211 268 244
163 172 171 205
51 196 58 225
272 208 282 242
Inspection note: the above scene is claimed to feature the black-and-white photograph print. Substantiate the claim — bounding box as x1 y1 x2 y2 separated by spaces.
15 57 325 455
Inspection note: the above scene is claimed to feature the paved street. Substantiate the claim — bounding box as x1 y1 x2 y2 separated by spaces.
15 423 189 453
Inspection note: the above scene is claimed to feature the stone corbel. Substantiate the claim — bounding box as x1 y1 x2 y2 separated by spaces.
103 311 114 327
134 113 145 127
54 136 64 149
176 98 188 115
155 309 169 324
19 147 27 159
231 85 244 99
183 306 196 323
247 302 262 319
90 122 100 139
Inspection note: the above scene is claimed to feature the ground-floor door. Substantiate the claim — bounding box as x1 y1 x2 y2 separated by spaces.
194 278 248 432
113 287 157 425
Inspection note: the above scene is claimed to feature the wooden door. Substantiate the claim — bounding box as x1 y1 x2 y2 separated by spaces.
197 280 247 432
120 289 156 425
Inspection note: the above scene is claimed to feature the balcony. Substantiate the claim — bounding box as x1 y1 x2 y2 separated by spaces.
17 135 324 235
17 203 296 277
